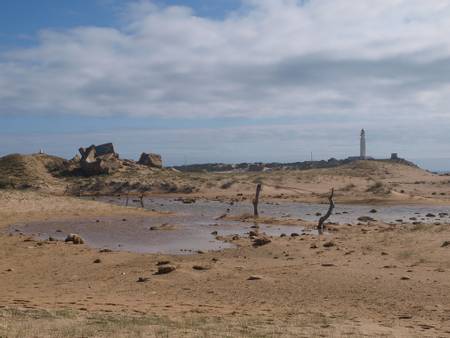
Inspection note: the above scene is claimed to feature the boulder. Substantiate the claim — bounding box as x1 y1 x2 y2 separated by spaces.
78 143 119 176
138 153 162 168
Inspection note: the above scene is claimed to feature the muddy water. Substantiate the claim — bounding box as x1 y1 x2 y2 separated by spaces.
8 196 450 254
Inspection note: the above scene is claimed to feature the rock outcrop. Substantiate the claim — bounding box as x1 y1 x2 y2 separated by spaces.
138 153 162 168
78 143 120 176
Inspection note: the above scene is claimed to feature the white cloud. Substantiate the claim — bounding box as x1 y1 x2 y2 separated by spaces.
1 0 450 123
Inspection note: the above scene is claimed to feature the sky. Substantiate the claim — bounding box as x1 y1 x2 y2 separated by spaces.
1 0 450 170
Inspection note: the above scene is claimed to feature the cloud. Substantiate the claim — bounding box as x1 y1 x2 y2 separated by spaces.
1 0 450 125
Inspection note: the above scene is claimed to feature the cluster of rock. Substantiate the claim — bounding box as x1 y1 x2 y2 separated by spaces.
73 143 163 176
78 143 120 176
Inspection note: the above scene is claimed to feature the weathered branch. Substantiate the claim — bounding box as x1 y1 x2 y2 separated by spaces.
252 183 262 217
318 188 335 235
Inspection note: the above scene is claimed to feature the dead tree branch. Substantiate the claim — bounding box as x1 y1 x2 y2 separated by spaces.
252 183 262 217
318 188 334 235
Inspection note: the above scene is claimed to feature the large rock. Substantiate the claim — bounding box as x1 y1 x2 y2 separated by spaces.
78 143 119 176
138 153 162 168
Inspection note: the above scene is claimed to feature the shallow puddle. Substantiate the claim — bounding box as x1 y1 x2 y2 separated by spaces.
8 196 450 254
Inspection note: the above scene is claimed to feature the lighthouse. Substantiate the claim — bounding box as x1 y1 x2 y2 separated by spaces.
360 129 366 160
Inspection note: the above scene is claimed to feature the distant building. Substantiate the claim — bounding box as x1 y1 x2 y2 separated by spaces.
360 129 366 159
391 153 399 160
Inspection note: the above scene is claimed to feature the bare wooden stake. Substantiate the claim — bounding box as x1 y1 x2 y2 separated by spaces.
139 194 145 208
253 183 262 217
125 190 130 207
318 188 335 235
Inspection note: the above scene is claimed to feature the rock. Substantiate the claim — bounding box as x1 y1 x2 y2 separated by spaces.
280 233 287 238
357 216 376 222
192 265 210 271
252 236 271 247
79 143 120 176
310 244 318 249
232 235 240 241
400 276 411 280
137 277 150 283
211 231 218 236
93 259 101 264
426 213 436 218
155 265 176 275
441 241 450 248
321 263 335 267
369 209 378 213
398 315 413 320
99 248 112 253
248 230 259 237
156 260 171 266
93 143 116 157
48 236 56 242
138 153 162 168
323 241 335 248
64 234 84 245
290 233 300 237
247 275 263 280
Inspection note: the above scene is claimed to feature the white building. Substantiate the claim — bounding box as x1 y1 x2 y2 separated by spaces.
360 129 366 159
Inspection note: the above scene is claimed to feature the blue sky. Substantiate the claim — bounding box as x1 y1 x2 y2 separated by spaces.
1 0 450 170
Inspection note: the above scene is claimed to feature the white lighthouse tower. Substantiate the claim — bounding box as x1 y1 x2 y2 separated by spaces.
360 129 366 159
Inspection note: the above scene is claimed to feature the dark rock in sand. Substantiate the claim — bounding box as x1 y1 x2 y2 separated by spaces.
65 233 84 245
247 275 263 280
441 241 450 248
248 230 259 237
358 216 376 222
252 236 271 247
137 277 150 283
192 265 210 271
155 265 176 275
323 241 335 248
93 258 101 264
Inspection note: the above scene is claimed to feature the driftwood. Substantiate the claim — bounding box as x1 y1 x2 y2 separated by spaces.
253 183 262 217
318 188 334 235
